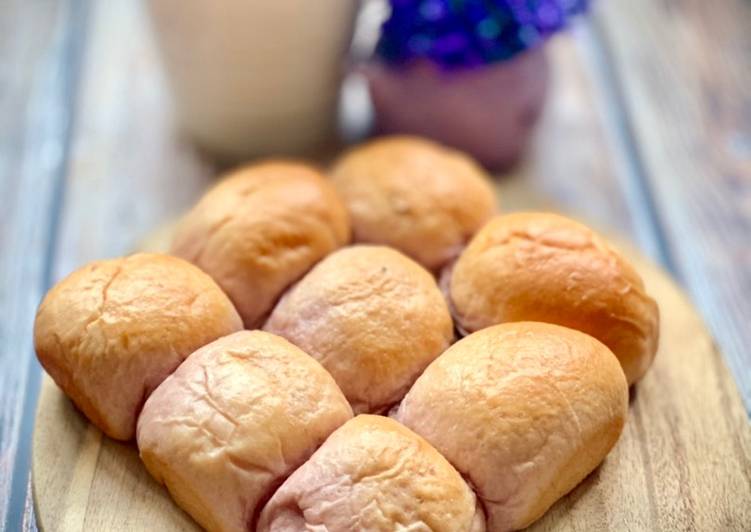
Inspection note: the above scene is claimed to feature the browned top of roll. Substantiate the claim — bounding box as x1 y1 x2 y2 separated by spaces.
330 136 498 271
396 322 628 531
265 245 454 414
447 212 659 384
258 415 484 532
171 161 350 327
34 253 242 440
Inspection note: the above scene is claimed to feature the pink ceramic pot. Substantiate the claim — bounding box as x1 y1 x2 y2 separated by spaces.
365 46 549 170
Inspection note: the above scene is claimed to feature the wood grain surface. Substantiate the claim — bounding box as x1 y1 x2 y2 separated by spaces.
31 207 751 531
594 0 751 410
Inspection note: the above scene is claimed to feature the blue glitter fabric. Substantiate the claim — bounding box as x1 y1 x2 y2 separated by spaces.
376 0 589 69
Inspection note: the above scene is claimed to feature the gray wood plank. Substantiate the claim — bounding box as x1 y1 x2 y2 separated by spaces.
595 0 751 411
50 1 216 282
511 25 640 238
0 0 89 529
21 2 218 520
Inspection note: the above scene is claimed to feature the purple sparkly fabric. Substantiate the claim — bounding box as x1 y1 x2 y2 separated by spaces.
376 0 589 69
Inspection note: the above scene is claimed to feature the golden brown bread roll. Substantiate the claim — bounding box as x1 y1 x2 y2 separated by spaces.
264 245 453 413
330 136 498 271
33 253 242 440
395 322 628 532
137 330 353 532
171 161 350 327
446 212 659 384
258 414 485 532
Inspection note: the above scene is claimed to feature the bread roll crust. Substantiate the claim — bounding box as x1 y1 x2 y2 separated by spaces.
330 136 498 270
396 322 628 532
171 161 350 327
264 245 454 413
448 212 659 384
258 415 485 532
137 330 353 532
33 253 242 440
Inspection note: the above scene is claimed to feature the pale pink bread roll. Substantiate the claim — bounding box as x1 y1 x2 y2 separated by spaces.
33 253 242 440
171 161 350 328
258 415 485 532
137 330 353 532
330 136 498 271
264 245 453 414
396 322 628 532
446 212 659 384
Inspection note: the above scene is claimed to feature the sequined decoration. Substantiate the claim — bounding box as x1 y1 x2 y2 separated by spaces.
376 0 589 69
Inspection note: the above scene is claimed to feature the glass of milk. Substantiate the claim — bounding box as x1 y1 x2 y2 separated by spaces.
147 0 360 161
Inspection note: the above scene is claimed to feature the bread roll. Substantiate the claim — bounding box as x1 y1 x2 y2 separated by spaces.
33 253 242 440
137 330 353 532
396 322 628 532
258 415 484 532
446 212 659 384
264 245 453 414
330 136 498 270
171 161 350 327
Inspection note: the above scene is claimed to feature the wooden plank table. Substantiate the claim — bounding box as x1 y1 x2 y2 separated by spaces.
1 0 749 529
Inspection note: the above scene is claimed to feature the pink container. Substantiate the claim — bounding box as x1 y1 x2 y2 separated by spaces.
365 46 549 170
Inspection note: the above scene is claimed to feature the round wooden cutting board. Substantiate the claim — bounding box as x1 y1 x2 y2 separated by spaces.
31 204 751 531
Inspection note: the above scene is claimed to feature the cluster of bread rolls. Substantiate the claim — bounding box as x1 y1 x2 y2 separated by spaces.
34 136 659 532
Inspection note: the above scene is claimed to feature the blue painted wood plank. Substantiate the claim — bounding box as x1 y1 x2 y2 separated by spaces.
595 0 751 412
0 1 89 529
